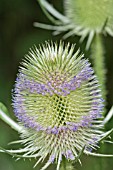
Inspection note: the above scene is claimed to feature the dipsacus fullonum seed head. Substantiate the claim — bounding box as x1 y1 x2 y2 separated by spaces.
65 0 113 34
35 0 113 49
12 42 104 170
64 0 113 48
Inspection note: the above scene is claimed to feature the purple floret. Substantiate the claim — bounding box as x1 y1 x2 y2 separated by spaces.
14 63 93 97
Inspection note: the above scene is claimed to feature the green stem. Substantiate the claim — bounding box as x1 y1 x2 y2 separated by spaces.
60 158 74 170
63 158 66 170
91 34 107 170
91 34 106 103
0 109 24 133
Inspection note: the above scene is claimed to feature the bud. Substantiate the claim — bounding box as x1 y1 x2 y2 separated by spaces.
12 42 104 170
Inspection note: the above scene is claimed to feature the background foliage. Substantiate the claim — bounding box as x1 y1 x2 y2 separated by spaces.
0 0 113 170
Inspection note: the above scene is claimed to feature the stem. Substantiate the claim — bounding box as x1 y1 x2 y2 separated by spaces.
91 34 106 103
91 34 107 170
63 158 66 170
0 109 23 133
61 159 74 170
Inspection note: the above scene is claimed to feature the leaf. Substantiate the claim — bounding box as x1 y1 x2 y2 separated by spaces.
0 102 9 115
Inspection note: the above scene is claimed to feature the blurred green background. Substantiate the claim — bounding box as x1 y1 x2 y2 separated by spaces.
0 0 113 170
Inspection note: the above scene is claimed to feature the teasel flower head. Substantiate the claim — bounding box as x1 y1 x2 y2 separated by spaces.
35 0 113 49
11 41 110 170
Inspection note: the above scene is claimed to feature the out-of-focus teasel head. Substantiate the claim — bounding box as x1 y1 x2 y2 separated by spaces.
1 42 113 170
35 0 113 49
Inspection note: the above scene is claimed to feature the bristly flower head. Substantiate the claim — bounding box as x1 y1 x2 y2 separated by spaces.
64 0 113 33
12 42 105 170
35 0 113 49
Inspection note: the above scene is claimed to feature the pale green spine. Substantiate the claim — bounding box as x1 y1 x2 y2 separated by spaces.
91 34 106 102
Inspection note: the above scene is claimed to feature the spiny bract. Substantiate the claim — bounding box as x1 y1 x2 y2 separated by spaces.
13 42 104 170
